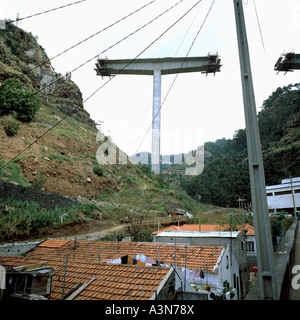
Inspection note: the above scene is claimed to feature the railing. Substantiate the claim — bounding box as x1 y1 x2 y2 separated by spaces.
246 219 298 299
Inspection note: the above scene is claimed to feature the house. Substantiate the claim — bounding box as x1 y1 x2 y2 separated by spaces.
0 255 178 300
0 238 250 300
153 223 256 259
266 177 300 214
0 257 55 300
26 239 242 299
154 230 249 299
167 208 193 219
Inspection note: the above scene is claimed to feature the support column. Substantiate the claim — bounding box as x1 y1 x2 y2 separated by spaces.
95 55 221 174
152 69 161 174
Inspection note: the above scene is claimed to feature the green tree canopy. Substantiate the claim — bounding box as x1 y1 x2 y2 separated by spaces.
0 78 41 122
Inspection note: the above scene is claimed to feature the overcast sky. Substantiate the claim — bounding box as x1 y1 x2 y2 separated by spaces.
1 0 300 155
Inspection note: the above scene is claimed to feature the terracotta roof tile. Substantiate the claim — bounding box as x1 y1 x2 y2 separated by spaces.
38 239 70 248
1 238 225 300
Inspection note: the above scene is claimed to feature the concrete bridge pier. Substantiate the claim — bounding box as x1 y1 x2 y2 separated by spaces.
95 55 221 174
152 69 161 174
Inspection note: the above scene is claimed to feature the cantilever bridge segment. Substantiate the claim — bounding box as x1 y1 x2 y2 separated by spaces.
274 52 300 73
95 54 221 174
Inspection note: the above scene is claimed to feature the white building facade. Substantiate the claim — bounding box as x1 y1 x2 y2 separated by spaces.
266 177 300 214
155 231 249 299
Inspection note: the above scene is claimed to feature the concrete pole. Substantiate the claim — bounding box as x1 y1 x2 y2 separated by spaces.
233 0 278 299
290 177 297 217
152 69 162 174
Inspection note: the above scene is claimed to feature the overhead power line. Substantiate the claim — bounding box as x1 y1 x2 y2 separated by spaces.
80 0 206 210
29 0 157 73
1 0 212 237
0 0 187 170
83 0 204 105
134 0 215 155
11 0 87 22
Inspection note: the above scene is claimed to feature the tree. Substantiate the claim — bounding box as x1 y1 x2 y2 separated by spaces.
181 154 251 207
120 211 152 242
0 78 41 122
226 129 247 156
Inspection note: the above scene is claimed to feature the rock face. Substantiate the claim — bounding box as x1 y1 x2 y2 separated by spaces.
0 22 96 129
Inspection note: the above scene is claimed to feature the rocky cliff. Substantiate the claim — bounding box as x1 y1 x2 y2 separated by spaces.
0 21 95 128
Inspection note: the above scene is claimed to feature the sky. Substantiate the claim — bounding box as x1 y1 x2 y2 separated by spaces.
1 0 300 156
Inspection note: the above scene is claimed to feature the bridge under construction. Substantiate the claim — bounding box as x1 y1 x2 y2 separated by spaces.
95 54 221 174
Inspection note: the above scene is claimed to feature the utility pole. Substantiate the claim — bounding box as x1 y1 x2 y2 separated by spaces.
290 177 297 217
233 0 278 299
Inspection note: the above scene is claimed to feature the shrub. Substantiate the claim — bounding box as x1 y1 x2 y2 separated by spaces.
93 162 104 176
31 172 47 189
140 164 152 178
0 78 41 122
4 119 20 136
155 173 168 188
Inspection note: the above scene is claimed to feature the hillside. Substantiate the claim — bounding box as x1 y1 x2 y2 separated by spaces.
0 22 207 241
165 83 300 207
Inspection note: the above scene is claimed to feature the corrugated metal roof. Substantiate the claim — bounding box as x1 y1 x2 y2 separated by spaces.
156 231 241 238
153 224 255 236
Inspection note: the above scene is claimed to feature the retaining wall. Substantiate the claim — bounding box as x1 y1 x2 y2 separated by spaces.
0 181 79 210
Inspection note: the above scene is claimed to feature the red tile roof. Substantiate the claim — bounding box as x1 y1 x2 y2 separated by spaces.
0 240 225 301
152 225 184 234
27 240 223 272
0 255 171 300
38 239 70 248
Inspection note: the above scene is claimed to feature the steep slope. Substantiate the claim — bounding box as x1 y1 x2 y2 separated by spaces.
0 22 199 219
164 84 300 207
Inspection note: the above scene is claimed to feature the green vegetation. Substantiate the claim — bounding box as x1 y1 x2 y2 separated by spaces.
3 118 20 136
178 84 300 208
0 199 81 241
93 162 104 176
0 78 41 122
31 172 47 189
0 161 31 187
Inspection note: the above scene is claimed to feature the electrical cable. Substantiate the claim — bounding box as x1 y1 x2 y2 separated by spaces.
0 0 186 171
11 0 87 23
137 0 204 124
134 0 215 156
57 0 205 212
1 0 208 242
253 0 265 54
28 0 185 103
173 0 204 57
28 0 157 74
252 0 274 92
78 0 213 230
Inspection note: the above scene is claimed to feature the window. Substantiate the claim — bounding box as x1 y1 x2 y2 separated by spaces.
275 190 291 196
246 241 255 252
14 274 33 294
